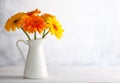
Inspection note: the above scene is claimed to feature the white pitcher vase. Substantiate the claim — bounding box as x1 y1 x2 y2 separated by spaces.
16 38 48 79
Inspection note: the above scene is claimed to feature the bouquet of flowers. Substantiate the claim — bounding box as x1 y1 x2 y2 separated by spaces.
4 9 64 40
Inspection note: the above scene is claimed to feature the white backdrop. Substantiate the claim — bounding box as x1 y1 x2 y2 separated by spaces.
1 0 120 67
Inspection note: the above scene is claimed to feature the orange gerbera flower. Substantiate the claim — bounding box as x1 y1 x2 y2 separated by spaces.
22 15 45 34
5 12 26 31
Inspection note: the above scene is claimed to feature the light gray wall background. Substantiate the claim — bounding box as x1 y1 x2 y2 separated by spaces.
1 0 120 67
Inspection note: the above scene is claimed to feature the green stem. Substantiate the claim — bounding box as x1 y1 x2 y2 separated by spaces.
34 32 37 39
42 30 49 38
42 30 45 38
21 28 31 40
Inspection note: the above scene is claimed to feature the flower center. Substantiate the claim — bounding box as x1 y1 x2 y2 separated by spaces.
13 19 18 23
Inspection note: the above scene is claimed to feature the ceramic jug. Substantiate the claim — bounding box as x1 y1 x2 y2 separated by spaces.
16 38 48 79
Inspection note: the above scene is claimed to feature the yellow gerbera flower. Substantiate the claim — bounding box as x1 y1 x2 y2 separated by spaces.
50 19 64 39
42 13 64 39
5 12 26 31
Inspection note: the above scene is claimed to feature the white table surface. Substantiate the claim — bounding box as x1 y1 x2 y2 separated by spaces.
0 66 120 83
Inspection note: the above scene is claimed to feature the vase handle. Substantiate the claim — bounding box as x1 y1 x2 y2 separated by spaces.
16 39 28 62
